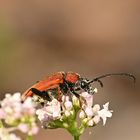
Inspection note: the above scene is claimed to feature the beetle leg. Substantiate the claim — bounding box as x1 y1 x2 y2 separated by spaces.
52 85 61 101
71 90 86 107
45 84 62 101
57 86 61 101
30 88 42 96
71 90 80 98
30 88 51 101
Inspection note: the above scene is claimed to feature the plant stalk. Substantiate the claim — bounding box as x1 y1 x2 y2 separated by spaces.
74 136 80 140
26 135 33 140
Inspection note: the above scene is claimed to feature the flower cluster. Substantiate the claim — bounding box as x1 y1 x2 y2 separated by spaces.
0 88 113 139
0 93 39 140
35 89 113 136
80 92 113 126
0 128 21 140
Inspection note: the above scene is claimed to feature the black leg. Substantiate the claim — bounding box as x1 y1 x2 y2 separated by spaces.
63 80 80 98
71 90 80 98
30 88 51 101
30 88 42 96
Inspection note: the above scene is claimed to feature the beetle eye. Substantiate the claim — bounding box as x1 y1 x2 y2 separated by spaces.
81 81 86 88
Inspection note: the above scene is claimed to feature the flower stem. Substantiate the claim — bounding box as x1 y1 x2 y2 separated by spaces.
74 136 80 140
0 120 4 128
26 135 33 140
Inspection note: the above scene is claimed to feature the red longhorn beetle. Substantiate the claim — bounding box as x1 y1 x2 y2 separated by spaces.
21 71 135 102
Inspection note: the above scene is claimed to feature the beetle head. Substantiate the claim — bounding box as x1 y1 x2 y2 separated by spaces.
77 78 96 94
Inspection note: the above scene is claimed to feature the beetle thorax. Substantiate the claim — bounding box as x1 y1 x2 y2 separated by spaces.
65 72 80 83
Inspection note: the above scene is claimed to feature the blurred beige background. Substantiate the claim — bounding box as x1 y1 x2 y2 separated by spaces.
0 0 140 140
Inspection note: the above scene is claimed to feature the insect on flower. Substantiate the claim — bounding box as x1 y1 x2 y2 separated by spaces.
21 71 135 102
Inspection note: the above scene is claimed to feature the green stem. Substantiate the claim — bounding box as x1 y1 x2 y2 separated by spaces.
26 135 33 140
0 120 4 128
74 136 80 140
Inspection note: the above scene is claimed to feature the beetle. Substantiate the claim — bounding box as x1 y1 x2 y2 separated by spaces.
21 71 135 102
22 71 80 102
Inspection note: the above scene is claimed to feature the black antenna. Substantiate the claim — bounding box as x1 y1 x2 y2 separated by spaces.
88 73 136 87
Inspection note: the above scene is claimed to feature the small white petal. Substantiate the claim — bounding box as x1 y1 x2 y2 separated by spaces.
81 92 93 107
93 115 100 124
12 93 21 102
44 99 61 119
62 96 65 102
98 102 113 125
65 110 71 117
82 118 88 124
79 110 86 119
18 123 29 133
85 107 94 118
70 110 74 116
5 94 11 98
65 96 70 101
29 125 39 135
9 133 21 140
64 101 73 110
72 95 80 107
93 88 98 93
87 119 94 126
93 104 100 113
103 102 109 110
4 107 13 114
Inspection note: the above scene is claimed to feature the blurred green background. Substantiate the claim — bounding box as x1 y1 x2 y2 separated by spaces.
0 1 140 140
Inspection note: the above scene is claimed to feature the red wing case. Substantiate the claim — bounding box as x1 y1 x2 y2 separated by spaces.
21 72 64 101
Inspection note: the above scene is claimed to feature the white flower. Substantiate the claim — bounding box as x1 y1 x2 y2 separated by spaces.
79 110 86 119
36 98 61 121
85 107 94 118
80 91 113 126
0 128 21 140
0 92 39 135
93 104 100 113
65 110 71 117
1 93 36 118
22 97 36 115
35 90 113 129
46 99 61 119
87 119 94 126
28 125 39 135
18 123 29 133
81 92 93 107
98 102 113 125
72 95 80 107
36 109 49 121
8 133 21 140
93 115 100 124
64 96 73 110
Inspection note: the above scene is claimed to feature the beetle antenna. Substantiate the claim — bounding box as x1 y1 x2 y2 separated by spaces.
96 79 104 87
88 73 136 87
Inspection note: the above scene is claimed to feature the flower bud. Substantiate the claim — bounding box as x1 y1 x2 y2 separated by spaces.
29 125 39 135
9 133 21 140
93 115 100 124
5 107 13 114
81 92 93 107
65 110 71 117
82 118 88 125
93 104 100 113
87 119 94 127
70 110 74 116
18 123 29 133
85 107 94 118
64 101 73 110
72 95 80 108
79 110 86 119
